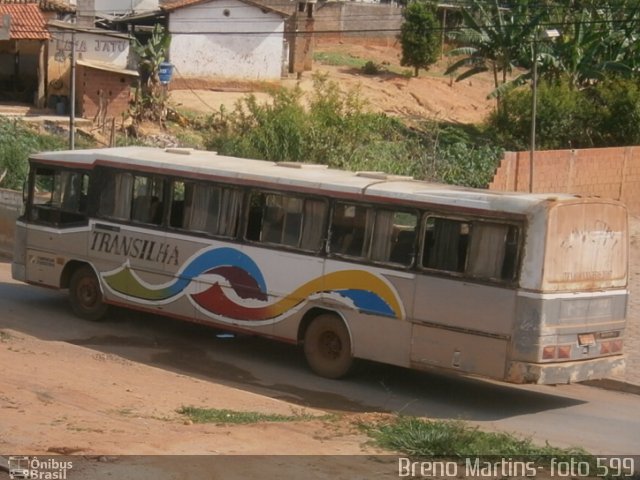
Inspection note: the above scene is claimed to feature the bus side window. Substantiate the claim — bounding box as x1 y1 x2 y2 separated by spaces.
371 210 417 266
501 226 520 280
422 217 520 282
169 181 186 228
246 193 265 242
98 171 133 220
330 203 372 257
131 175 164 225
466 222 519 281
422 217 470 273
179 182 241 237
246 192 326 251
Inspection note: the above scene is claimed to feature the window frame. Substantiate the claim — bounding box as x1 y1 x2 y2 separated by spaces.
243 189 329 254
27 164 91 227
94 167 168 228
167 178 243 240
328 200 420 269
418 212 523 285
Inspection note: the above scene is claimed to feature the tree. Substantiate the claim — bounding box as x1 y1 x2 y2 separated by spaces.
445 0 542 111
399 1 440 77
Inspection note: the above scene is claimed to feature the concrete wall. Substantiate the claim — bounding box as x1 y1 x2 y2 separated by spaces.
314 2 401 45
490 147 640 213
168 0 286 80
258 0 402 45
0 188 22 259
47 30 130 107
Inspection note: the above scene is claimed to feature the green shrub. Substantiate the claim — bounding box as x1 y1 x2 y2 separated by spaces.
361 61 383 75
488 79 590 150
199 75 501 189
488 76 640 150
0 118 66 190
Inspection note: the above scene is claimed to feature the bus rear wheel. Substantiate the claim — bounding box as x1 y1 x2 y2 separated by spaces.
69 265 108 321
303 314 353 379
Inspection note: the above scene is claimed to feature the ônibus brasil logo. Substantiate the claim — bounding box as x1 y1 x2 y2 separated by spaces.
8 457 73 479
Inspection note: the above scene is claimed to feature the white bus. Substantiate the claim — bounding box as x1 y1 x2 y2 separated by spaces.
12 147 628 384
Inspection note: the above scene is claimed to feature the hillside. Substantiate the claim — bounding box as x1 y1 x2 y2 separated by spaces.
169 42 496 125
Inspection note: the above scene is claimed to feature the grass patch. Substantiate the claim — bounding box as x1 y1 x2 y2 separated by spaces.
0 331 12 342
314 51 367 69
177 406 320 425
361 416 588 459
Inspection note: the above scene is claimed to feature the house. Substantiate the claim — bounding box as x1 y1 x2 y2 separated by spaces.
0 3 49 106
47 20 136 118
0 0 76 21
162 0 289 80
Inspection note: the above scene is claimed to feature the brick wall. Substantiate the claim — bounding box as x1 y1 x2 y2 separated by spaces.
76 65 134 121
490 147 640 213
313 2 402 46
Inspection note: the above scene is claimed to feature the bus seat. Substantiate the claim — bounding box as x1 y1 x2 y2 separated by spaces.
390 230 416 264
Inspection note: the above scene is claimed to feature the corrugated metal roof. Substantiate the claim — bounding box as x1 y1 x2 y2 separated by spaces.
0 4 49 39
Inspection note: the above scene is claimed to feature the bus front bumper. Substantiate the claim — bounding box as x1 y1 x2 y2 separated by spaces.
506 355 625 384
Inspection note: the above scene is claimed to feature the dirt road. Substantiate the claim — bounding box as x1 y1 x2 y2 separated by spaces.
2 259 640 462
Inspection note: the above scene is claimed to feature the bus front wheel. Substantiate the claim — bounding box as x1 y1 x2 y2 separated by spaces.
69 265 108 321
303 314 353 379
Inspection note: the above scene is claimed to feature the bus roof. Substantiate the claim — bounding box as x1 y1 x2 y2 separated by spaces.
31 146 587 215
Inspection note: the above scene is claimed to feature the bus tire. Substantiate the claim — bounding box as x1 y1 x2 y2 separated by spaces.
69 265 108 321
303 314 353 379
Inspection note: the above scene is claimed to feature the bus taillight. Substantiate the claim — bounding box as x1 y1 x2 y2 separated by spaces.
600 339 623 355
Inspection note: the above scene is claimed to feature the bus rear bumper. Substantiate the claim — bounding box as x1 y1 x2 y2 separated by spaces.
506 356 625 384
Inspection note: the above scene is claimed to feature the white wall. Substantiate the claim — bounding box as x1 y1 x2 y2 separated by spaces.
47 31 130 99
49 31 130 67
168 0 285 80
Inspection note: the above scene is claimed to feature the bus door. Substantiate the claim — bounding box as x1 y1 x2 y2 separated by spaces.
24 165 90 286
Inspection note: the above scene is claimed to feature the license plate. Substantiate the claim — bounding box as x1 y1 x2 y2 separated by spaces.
578 333 596 346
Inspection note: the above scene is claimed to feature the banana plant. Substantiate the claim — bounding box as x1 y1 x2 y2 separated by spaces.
445 0 543 111
131 24 171 122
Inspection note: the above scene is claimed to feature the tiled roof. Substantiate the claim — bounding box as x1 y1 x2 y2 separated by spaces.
0 0 75 13
162 0 288 17
161 0 204 11
0 4 50 39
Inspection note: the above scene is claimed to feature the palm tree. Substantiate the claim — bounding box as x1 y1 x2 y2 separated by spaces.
445 0 543 111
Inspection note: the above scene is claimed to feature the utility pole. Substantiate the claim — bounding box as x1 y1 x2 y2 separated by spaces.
529 38 538 193
529 28 559 193
69 31 76 150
